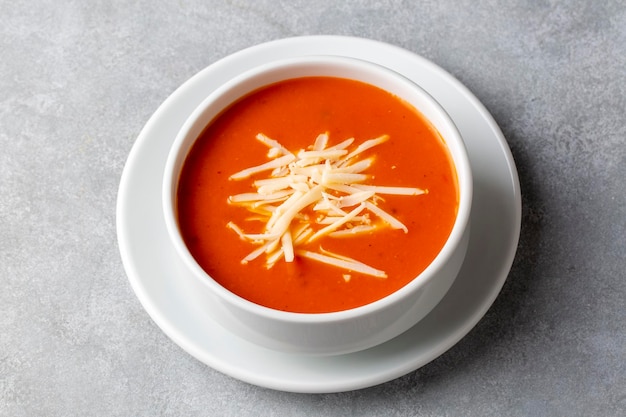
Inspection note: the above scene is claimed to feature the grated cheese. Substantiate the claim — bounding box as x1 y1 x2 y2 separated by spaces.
227 132 427 278
229 154 296 180
296 248 387 278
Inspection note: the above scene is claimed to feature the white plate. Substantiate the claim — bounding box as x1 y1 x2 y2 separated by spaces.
117 36 521 393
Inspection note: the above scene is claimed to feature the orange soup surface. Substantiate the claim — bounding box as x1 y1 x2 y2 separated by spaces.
177 76 458 313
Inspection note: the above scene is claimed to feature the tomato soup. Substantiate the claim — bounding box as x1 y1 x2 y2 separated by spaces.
176 77 458 313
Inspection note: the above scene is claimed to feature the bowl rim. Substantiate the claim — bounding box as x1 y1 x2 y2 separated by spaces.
162 54 473 323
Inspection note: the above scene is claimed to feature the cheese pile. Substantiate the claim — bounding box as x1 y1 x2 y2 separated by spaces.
226 132 426 278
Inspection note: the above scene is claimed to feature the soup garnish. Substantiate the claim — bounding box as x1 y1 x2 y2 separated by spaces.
227 132 426 278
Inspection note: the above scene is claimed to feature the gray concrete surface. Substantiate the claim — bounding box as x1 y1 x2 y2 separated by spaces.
1 1 625 416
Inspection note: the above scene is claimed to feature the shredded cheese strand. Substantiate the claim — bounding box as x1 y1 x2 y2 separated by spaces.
256 133 293 157
339 134 389 165
229 190 293 203
354 184 426 196
307 203 366 244
296 249 387 278
329 224 377 237
281 228 294 262
229 154 295 180
312 132 329 151
364 201 408 233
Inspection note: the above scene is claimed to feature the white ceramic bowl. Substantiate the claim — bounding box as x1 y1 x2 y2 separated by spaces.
163 55 472 356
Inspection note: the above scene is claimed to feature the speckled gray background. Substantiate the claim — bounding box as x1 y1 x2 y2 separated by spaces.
1 0 625 416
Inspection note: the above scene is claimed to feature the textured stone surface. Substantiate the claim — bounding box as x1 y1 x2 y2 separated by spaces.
1 1 625 416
